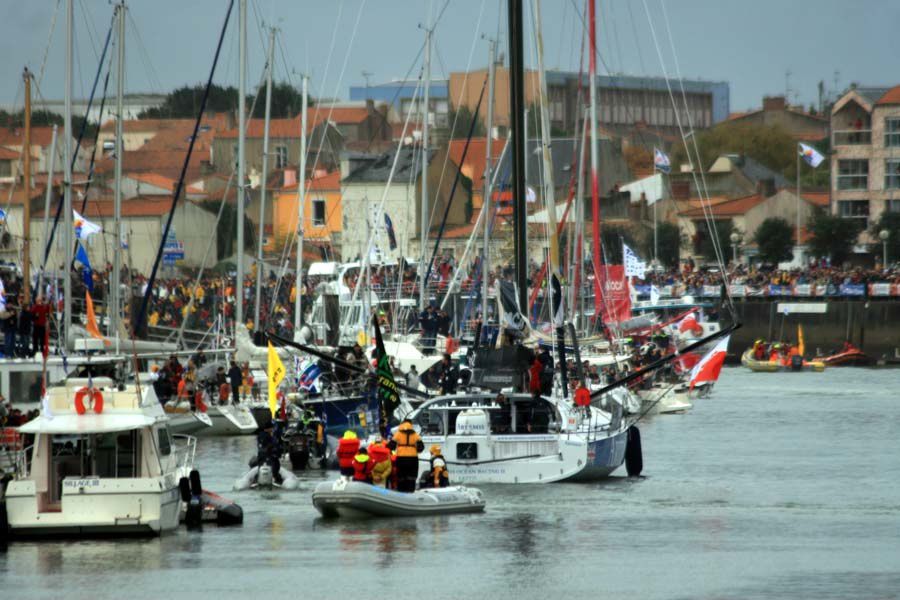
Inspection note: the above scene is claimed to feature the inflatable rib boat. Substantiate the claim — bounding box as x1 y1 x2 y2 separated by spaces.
312 480 486 518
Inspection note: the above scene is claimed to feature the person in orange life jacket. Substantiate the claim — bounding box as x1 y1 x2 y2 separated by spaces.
368 440 392 488
337 430 360 479
388 419 424 492
421 444 449 488
351 447 374 483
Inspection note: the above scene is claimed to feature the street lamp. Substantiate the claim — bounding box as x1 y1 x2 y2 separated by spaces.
730 231 742 265
879 228 890 267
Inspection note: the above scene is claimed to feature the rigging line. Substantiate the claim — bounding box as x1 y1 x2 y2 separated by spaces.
659 0 735 312
135 0 235 336
422 0 488 259
77 0 101 61
35 0 62 86
126 11 165 95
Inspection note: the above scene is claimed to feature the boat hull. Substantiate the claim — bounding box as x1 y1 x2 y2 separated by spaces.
198 405 258 436
166 411 213 435
5 478 181 537
312 480 485 518
741 349 825 372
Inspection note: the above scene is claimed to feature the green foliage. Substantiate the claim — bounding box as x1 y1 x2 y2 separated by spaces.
871 211 900 265
0 109 97 141
669 122 829 182
808 209 860 265
754 217 795 264
600 225 640 264
201 201 255 260
447 106 485 139
139 84 239 119
250 82 311 119
695 219 736 262
654 221 683 268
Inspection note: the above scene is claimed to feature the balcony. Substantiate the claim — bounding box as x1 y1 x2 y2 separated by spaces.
833 129 872 146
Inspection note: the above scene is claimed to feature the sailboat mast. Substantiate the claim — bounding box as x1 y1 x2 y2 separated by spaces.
419 24 432 312
481 38 497 327
587 0 602 314
254 26 275 332
508 0 527 311
293 74 308 333
23 68 32 306
112 0 125 351
532 0 558 274
63 0 73 346
235 0 246 332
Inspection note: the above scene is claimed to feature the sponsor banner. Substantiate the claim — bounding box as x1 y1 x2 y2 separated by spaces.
814 284 829 297
728 284 746 297
792 284 813 296
768 284 789 296
597 265 631 324
701 285 721 297
869 283 893 296
840 283 866 296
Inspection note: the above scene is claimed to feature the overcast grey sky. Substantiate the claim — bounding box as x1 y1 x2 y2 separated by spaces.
0 0 897 114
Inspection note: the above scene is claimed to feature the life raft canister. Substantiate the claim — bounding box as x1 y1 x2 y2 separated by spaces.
74 387 104 415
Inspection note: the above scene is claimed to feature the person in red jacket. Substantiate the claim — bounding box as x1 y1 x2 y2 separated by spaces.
528 358 543 398
574 381 591 411
336 430 360 479
351 447 373 483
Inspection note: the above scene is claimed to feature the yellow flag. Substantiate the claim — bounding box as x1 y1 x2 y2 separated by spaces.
797 324 805 358
85 291 111 347
267 342 286 416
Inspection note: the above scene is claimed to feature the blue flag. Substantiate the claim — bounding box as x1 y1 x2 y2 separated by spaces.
74 242 93 292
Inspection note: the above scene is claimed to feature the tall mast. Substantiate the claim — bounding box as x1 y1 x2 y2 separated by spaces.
63 0 73 346
532 0 558 275
22 68 32 306
480 39 497 325
508 0 527 310
38 126 58 294
293 74 308 333
112 1 125 351
236 0 246 331
254 26 275 332
419 23 432 312
587 0 602 315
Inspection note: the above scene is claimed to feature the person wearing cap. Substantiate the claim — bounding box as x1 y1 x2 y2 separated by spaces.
423 444 449 488
337 430 360 480
368 440 392 487
388 419 424 492
351 447 373 483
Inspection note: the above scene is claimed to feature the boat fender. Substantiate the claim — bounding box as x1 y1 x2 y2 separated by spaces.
790 355 803 372
233 467 258 491
625 426 643 477
189 469 203 497
179 477 192 503
280 471 300 491
74 387 104 415
185 497 203 529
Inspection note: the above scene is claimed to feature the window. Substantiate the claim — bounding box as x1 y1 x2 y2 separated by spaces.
157 428 171 457
837 199 869 227
0 160 11 178
232 143 238 167
885 160 900 189
275 145 288 169
837 160 868 190
312 198 326 227
885 118 900 147
887 199 900 213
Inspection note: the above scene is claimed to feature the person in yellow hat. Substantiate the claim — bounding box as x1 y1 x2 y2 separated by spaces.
336 430 360 480
423 444 449 489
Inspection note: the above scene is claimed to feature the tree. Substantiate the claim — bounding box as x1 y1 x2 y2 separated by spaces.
200 201 255 260
0 108 97 140
695 219 736 262
654 221 683 268
754 217 794 264
808 209 860 265
871 211 900 266
447 106 485 139
139 84 240 119
250 82 311 119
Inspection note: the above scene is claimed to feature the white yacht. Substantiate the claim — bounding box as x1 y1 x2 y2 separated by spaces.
406 391 631 484
4 378 195 537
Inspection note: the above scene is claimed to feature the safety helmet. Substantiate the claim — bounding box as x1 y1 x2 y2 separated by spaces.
343 430 358 440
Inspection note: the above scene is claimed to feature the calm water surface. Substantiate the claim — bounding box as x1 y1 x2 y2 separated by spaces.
2 368 900 599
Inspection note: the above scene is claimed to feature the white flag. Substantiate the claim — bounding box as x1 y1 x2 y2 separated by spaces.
73 210 102 240
623 242 647 278
798 143 824 168
654 148 671 174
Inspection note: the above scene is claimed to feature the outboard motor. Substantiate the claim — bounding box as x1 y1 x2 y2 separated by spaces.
790 354 803 372
257 464 275 489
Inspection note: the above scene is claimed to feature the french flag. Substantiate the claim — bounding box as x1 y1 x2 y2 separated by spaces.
689 336 730 390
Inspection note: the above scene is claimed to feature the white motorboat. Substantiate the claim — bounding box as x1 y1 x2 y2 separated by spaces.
200 403 258 436
638 385 693 415
3 379 194 537
312 479 485 518
406 391 632 484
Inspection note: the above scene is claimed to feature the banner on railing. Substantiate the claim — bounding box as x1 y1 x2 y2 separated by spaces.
767 284 789 296
792 284 813 296
701 285 721 297
728 284 746 297
869 283 892 296
839 283 866 296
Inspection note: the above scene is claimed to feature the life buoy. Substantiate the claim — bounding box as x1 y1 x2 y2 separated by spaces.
74 387 104 415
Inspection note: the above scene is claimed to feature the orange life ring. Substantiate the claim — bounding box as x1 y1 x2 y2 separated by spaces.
74 387 104 415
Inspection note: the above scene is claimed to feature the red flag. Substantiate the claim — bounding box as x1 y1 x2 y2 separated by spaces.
595 265 631 323
690 336 730 390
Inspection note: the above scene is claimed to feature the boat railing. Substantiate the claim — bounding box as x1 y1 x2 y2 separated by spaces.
12 444 33 478
172 434 197 472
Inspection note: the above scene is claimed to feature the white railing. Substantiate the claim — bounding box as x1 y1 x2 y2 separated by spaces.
172 434 197 473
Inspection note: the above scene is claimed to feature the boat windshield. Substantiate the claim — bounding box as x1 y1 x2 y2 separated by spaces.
50 430 142 480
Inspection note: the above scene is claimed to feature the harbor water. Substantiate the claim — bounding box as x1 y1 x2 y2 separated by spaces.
2 368 899 599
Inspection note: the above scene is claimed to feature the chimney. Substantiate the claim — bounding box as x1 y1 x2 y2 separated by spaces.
762 96 786 112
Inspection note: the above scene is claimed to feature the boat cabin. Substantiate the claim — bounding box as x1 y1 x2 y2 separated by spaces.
412 393 561 437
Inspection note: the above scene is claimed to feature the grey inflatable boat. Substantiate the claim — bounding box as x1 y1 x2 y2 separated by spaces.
312 480 485 518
